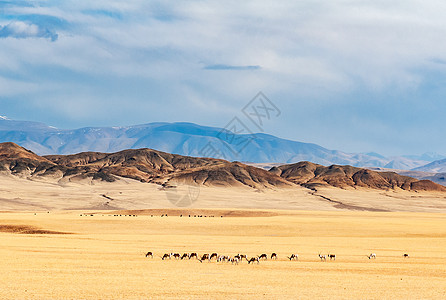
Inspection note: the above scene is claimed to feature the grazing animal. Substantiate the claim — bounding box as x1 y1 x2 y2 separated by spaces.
318 253 327 261
189 253 198 259
403 253 410 258
248 257 260 264
327 254 336 260
200 254 210 261
229 257 240 265
181 253 189 260
217 255 228 262
258 254 268 260
288 254 299 261
368 253 377 259
161 254 170 260
210 253 218 260
271 253 277 260
237 254 247 261
145 251 153 258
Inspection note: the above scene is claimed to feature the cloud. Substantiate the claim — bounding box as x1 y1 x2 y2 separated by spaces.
0 21 58 41
204 64 261 71
430 58 446 65
1 0 446 156
82 10 123 20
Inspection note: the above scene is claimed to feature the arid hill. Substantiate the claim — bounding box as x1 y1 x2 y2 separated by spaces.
270 161 446 192
0 142 56 176
1 142 444 192
0 142 290 189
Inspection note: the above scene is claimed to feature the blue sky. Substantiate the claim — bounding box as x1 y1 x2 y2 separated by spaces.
0 0 445 156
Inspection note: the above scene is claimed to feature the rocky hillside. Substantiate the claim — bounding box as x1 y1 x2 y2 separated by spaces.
0 142 290 189
1 142 444 192
270 161 446 192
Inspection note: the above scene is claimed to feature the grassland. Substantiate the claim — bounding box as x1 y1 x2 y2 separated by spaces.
0 210 445 299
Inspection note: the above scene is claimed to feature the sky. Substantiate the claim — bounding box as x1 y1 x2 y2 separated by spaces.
0 0 446 156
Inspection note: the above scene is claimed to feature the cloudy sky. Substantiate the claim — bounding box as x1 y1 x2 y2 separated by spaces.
1 0 446 156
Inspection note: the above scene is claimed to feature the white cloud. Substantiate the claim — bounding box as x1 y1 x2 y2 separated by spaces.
0 21 58 41
1 0 446 154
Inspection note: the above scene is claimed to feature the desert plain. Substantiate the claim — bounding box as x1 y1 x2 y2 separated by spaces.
1 176 446 299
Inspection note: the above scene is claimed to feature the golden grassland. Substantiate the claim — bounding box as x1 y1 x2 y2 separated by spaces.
0 209 445 299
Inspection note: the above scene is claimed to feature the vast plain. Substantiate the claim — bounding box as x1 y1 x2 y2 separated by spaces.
1 172 446 299
1 208 445 299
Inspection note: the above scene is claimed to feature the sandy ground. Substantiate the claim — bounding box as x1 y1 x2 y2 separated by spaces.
1 175 446 298
1 175 446 212
0 210 445 299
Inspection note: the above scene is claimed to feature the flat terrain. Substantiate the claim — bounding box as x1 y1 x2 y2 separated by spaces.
1 175 446 213
0 210 445 299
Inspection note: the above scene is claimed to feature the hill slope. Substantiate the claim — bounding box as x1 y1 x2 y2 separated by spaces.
270 161 446 192
1 142 444 193
0 142 291 189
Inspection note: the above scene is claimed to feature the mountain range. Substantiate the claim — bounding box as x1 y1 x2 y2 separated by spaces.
1 142 444 193
0 117 444 170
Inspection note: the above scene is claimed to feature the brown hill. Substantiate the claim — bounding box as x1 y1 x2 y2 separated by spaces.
1 142 444 192
0 143 289 189
271 161 446 192
45 149 290 189
0 142 57 176
163 162 291 189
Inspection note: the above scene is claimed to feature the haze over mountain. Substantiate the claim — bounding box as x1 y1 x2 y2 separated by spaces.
413 158 446 173
0 117 442 170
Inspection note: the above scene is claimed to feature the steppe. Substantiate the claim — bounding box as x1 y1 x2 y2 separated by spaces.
0 175 446 299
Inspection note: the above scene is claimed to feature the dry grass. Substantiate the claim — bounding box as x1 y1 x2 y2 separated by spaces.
0 224 69 234
0 210 445 299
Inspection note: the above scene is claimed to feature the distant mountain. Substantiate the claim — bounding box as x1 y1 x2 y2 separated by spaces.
413 158 446 173
1 142 444 193
0 118 438 169
404 153 446 162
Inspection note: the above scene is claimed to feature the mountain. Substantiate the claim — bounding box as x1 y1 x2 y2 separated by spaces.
0 118 437 169
404 153 446 162
413 158 446 173
1 142 444 192
270 161 446 192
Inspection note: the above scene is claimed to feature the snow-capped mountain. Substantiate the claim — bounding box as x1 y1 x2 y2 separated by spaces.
0 117 439 169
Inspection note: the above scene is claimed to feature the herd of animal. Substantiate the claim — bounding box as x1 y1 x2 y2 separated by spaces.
144 251 411 263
